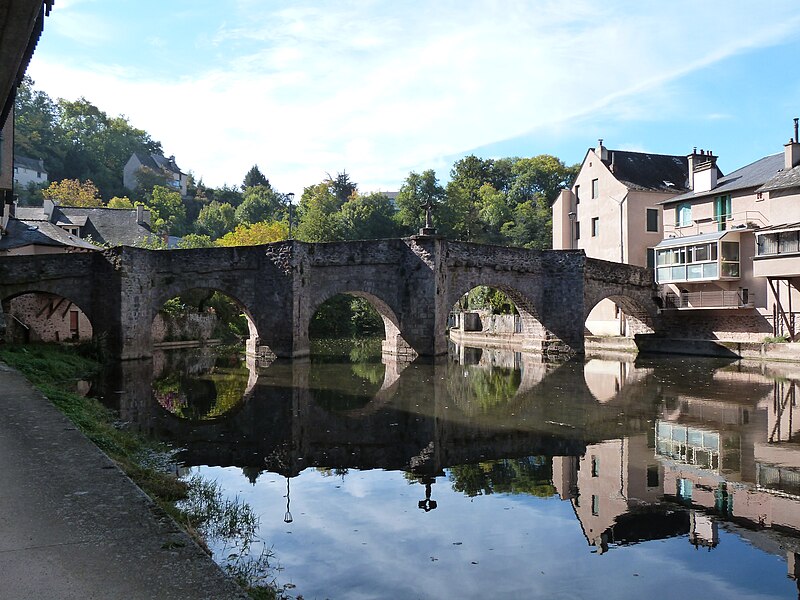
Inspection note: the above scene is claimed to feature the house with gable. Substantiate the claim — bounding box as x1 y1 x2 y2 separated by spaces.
13 154 47 188
552 140 691 334
123 152 188 197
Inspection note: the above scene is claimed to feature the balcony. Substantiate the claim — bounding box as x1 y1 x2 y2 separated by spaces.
661 290 754 310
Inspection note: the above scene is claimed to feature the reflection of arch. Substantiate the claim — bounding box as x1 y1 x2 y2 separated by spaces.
1 290 94 343
151 286 261 353
151 350 259 424
584 294 656 337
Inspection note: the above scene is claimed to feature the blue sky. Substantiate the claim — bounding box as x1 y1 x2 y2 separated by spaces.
27 0 800 194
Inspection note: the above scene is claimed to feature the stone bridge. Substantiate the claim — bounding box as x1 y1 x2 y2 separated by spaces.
0 236 659 359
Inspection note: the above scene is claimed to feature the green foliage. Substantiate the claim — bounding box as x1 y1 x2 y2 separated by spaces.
339 191 400 240
14 78 162 200
147 185 186 234
197 201 236 240
449 457 556 498
460 286 518 314
177 233 214 249
310 295 383 338
295 181 344 242
243 165 270 189
107 196 134 209
395 169 445 233
764 335 789 343
235 186 283 226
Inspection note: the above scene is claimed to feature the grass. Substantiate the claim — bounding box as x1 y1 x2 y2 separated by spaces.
0 343 288 600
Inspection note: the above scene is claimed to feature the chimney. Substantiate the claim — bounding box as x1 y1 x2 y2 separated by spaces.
136 204 151 227
785 118 800 170
687 147 718 192
596 138 609 162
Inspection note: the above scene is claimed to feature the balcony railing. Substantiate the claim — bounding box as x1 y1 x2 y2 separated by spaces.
663 210 767 237
661 290 753 310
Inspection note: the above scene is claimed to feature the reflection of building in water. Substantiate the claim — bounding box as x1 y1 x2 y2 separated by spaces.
553 436 669 553
654 374 800 582
582 359 652 404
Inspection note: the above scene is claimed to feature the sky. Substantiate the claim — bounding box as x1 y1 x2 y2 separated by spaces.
26 0 800 195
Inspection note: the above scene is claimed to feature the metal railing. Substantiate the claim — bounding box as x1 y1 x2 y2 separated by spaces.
661 290 753 310
663 210 767 238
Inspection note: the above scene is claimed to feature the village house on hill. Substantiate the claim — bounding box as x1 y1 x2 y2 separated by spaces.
13 155 47 188
123 152 188 197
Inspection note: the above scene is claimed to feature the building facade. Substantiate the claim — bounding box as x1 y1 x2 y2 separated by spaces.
552 140 690 334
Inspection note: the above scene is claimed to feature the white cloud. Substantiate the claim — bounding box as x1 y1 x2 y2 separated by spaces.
27 1 800 192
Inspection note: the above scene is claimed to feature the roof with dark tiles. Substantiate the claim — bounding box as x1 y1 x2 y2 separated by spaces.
0 219 98 251
604 150 691 193
662 153 784 205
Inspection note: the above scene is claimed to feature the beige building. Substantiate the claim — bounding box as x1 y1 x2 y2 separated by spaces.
552 140 690 334
657 125 800 340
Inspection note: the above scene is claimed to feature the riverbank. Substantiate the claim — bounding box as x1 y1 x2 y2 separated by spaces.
450 328 800 362
0 355 249 599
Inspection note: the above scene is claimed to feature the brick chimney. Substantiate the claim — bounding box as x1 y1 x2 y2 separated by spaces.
688 148 718 192
136 204 151 227
784 118 800 170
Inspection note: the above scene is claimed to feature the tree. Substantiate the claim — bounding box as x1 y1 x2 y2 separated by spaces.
42 179 102 207
295 181 345 242
394 169 445 234
339 192 400 240
235 185 284 226
206 184 243 208
196 201 236 240
242 165 270 189
133 166 170 200
216 221 287 246
177 234 214 249
327 171 357 206
13 77 66 179
148 185 186 234
107 196 133 209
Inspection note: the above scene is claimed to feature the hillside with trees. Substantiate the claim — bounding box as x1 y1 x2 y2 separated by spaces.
14 79 578 251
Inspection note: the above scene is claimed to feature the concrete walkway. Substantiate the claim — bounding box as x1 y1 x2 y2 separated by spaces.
0 362 248 600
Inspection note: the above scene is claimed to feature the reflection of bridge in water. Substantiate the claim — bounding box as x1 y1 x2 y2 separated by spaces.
98 346 800 587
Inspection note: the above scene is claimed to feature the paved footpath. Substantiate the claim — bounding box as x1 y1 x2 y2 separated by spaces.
0 362 249 600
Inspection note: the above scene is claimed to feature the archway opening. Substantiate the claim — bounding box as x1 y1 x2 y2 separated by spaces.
2 292 93 344
309 292 410 361
449 285 541 345
152 288 257 353
584 296 655 338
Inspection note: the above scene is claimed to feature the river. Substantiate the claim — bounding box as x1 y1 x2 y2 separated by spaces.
95 340 800 599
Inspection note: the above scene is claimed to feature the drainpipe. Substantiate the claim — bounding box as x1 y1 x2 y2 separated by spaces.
611 193 629 263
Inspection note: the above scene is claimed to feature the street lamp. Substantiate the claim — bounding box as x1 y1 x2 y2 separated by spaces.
285 192 295 239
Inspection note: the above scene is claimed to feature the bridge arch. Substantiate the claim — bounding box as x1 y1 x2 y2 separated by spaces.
151 286 264 355
444 281 552 351
2 290 95 344
583 293 657 337
304 285 412 358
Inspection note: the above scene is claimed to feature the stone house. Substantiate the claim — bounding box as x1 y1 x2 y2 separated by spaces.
123 152 188 197
552 140 691 334
0 198 154 342
656 124 800 340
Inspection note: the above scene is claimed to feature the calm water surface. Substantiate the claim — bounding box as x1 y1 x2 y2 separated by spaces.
98 341 800 599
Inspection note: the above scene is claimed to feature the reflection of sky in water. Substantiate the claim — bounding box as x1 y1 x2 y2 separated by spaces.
194 466 796 600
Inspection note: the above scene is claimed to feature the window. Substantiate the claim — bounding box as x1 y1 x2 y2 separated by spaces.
655 240 738 283
591 178 599 199
591 495 599 516
575 185 580 205
714 194 731 231
647 465 659 488
646 208 659 232
575 221 580 240
646 248 655 269
591 455 599 477
591 217 599 237
758 230 800 256
675 203 692 227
